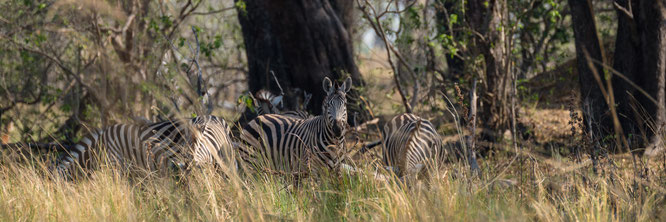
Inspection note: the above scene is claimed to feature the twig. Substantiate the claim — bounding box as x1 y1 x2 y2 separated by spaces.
166 0 203 39
582 49 630 152
188 26 212 115
350 118 379 132
269 70 285 109
587 56 658 105
270 70 285 96
613 1 634 19
192 6 235 16
468 78 481 174
357 0 412 113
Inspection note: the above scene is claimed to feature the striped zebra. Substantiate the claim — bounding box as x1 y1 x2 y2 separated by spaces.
253 89 311 119
381 113 445 178
239 77 351 174
53 115 233 178
253 89 282 116
186 115 235 169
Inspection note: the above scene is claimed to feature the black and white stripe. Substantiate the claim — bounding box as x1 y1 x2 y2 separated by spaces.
381 113 444 177
253 89 312 119
53 115 233 178
239 77 352 174
187 115 235 169
254 89 282 116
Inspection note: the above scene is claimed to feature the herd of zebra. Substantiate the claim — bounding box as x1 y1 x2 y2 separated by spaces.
52 77 447 180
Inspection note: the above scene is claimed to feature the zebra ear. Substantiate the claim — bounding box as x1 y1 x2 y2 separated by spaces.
323 77 334 95
271 95 283 106
340 77 352 93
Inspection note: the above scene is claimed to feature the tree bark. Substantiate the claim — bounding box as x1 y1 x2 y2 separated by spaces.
580 0 666 155
467 0 511 142
612 0 642 152
634 0 666 156
236 0 370 125
569 0 612 153
613 0 666 156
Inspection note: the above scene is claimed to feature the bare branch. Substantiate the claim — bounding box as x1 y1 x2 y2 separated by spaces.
192 6 235 16
270 70 285 97
467 78 480 174
357 0 412 113
613 1 634 19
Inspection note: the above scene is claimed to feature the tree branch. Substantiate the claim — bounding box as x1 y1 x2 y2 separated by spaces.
192 6 235 16
357 0 413 113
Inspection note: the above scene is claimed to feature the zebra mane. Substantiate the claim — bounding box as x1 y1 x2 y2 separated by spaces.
253 89 283 115
254 89 277 103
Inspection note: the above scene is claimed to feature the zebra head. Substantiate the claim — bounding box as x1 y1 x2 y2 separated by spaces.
322 76 352 138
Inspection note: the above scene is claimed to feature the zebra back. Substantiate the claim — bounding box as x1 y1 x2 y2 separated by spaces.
282 110 312 119
382 113 444 177
53 116 233 178
53 124 154 178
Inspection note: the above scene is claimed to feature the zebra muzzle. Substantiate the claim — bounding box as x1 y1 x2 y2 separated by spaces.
331 120 346 138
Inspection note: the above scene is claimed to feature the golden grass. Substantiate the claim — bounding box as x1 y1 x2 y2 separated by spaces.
0 148 664 221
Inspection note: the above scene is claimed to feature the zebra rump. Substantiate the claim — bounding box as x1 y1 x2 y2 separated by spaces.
382 113 445 177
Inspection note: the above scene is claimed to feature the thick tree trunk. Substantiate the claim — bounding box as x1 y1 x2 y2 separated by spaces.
590 0 666 155
467 0 511 142
636 0 666 156
236 0 370 125
569 0 613 153
612 0 641 152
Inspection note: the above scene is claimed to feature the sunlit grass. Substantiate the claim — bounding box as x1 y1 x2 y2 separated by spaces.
0 148 663 221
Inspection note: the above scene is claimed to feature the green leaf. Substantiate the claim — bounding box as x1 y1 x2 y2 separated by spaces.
235 0 247 16
450 14 458 25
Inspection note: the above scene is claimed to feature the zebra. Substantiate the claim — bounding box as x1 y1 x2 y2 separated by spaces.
186 115 235 170
252 89 312 119
253 89 282 116
53 115 234 178
239 77 352 175
381 113 445 178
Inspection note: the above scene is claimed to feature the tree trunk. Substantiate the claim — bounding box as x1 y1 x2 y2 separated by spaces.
236 0 370 125
634 0 666 156
613 0 666 156
612 0 642 152
569 0 612 153
467 0 511 142
578 0 666 156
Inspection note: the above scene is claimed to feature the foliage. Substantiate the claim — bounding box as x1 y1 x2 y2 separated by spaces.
0 0 246 143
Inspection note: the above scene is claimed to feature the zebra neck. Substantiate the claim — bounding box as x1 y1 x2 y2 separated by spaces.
304 116 343 156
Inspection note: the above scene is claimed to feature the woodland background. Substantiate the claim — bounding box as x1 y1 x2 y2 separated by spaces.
1 0 665 221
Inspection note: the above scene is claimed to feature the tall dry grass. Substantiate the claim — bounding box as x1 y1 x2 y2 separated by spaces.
0 147 664 221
